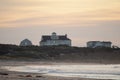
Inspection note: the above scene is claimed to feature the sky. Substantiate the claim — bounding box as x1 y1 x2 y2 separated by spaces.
0 0 120 47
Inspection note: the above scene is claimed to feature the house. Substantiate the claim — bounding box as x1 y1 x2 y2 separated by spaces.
40 32 71 46
20 39 32 46
87 41 112 48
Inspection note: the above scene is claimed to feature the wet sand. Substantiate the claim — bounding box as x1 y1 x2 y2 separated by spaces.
0 60 112 80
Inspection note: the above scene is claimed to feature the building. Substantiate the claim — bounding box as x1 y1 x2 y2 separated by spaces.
87 41 112 48
40 32 71 46
20 39 32 46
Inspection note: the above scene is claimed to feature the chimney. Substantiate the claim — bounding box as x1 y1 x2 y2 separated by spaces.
65 34 67 37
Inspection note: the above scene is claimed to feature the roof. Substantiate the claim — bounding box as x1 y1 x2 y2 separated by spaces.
87 41 112 44
41 35 71 42
102 41 112 44
20 39 32 46
21 39 31 42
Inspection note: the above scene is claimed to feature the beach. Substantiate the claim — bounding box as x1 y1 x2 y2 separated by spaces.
0 60 119 80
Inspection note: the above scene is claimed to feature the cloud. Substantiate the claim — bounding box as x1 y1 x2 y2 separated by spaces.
0 0 120 28
0 7 120 28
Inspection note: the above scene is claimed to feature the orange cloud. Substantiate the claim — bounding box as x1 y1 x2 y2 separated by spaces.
0 0 120 28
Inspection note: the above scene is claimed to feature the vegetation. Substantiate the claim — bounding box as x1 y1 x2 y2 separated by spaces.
0 44 120 63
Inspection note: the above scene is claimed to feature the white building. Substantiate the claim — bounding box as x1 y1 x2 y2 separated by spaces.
20 39 32 46
87 41 112 48
40 32 71 46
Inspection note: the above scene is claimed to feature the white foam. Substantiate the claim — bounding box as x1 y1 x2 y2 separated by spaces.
2 64 120 80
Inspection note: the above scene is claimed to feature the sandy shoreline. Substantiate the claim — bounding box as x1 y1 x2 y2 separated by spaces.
0 60 114 80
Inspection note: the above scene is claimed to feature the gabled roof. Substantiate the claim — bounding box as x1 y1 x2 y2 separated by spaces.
21 39 31 42
20 39 32 46
41 35 71 42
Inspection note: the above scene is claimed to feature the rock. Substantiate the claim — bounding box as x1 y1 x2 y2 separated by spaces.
26 74 32 77
0 72 8 75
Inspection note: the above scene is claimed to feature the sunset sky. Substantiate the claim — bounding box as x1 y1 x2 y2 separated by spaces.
0 0 120 47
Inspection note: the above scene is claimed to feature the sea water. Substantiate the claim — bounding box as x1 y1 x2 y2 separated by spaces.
2 64 120 80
